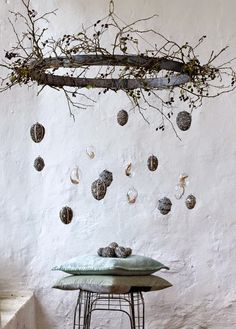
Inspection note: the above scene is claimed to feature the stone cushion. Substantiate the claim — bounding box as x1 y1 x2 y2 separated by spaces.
52 254 169 276
53 274 172 293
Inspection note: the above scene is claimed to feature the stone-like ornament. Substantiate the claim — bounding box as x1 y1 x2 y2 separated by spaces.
70 167 80 184
99 170 113 187
30 122 45 143
185 194 196 209
176 111 192 131
102 246 116 257
108 242 119 249
59 206 73 224
97 242 132 258
127 187 138 204
91 179 107 200
147 155 158 171
158 197 172 215
34 156 45 171
117 110 128 126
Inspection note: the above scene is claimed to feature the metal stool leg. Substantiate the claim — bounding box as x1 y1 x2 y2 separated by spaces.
73 290 145 329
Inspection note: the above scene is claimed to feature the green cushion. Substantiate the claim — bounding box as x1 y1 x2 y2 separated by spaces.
53 274 172 293
52 255 169 276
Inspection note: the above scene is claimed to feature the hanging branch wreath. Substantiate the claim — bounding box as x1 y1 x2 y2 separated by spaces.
1 0 235 137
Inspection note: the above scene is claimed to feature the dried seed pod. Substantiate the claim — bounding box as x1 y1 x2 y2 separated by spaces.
70 167 80 184
59 206 73 224
147 155 158 171
108 242 119 249
99 170 113 187
102 246 116 257
30 122 45 143
115 246 127 258
91 179 107 200
125 247 132 257
127 187 138 204
97 248 104 257
176 111 192 131
34 156 45 172
117 110 128 126
158 197 172 215
185 194 196 209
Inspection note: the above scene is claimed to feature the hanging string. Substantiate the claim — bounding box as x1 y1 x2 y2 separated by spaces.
109 0 115 15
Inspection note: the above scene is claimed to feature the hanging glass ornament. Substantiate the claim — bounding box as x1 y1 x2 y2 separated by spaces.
86 146 96 159
125 163 132 177
127 187 138 204
70 167 81 184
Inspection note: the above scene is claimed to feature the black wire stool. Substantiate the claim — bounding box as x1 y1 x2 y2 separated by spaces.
73 289 145 329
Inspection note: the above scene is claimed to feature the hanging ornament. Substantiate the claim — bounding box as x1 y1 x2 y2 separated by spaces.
34 156 45 172
175 173 188 199
86 146 96 159
147 155 158 171
127 187 138 204
59 206 73 224
70 167 80 184
185 194 196 209
91 179 107 200
99 170 113 187
117 110 128 126
158 197 172 215
30 122 45 143
176 111 192 131
125 163 132 177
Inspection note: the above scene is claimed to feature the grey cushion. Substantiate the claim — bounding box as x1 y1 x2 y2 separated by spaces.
53 274 172 293
52 255 169 276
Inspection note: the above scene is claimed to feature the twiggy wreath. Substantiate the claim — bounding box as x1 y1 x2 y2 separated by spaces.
1 0 235 137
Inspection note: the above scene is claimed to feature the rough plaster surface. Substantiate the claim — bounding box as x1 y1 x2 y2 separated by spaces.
0 0 236 328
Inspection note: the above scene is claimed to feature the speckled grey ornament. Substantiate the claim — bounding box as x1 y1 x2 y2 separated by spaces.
176 111 192 131
147 155 158 171
125 247 132 257
117 110 128 126
91 179 107 200
30 122 45 143
185 194 196 209
99 170 113 187
102 247 116 257
59 206 73 224
158 197 172 215
115 246 127 258
34 156 45 171
108 242 119 249
97 248 104 257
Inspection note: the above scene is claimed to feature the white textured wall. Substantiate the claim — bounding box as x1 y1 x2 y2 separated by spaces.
0 0 236 328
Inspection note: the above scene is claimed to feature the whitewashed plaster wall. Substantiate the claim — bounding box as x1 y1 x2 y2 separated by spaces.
0 0 236 328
